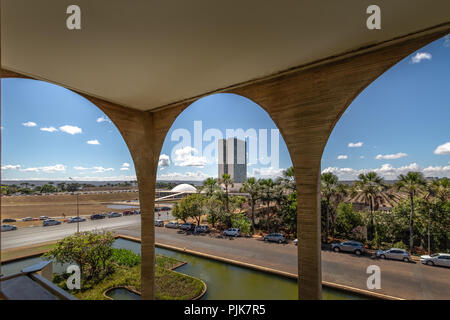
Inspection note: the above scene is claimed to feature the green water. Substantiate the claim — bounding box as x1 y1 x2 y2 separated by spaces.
114 238 366 300
2 238 366 300
105 288 140 300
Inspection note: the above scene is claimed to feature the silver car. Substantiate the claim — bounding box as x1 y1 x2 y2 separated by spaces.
223 228 241 237
264 233 286 243
108 212 122 218
43 219 61 226
377 248 411 262
331 241 365 255
1 224 18 232
420 253 450 268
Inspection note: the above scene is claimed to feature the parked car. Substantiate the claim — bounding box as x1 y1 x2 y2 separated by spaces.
165 221 179 229
223 228 241 237
293 239 298 246
331 241 365 255
39 216 49 220
264 233 286 244
376 248 411 262
22 217 33 222
67 216 87 223
420 253 450 267
43 219 61 226
2 218 16 223
1 224 18 232
179 223 195 231
108 212 122 218
134 210 141 215
194 225 210 233
90 213 106 220
123 210 134 216
155 220 164 227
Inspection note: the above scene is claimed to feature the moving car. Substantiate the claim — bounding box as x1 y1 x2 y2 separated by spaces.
155 220 164 227
22 217 33 221
165 222 179 229
90 213 106 220
2 218 16 223
39 216 49 220
376 248 411 262
67 216 87 223
194 225 210 233
123 210 134 216
1 224 18 232
420 253 450 267
43 219 61 226
108 212 122 218
264 233 286 244
179 223 195 231
223 228 241 237
331 241 365 256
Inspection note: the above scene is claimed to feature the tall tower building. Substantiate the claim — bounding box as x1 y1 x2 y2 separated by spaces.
218 137 247 183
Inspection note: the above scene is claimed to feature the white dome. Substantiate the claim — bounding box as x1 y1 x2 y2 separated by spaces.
171 183 197 193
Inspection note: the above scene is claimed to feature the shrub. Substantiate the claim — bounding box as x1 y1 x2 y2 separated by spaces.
111 248 141 267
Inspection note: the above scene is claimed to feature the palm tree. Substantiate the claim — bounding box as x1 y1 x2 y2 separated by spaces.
428 178 449 202
281 166 296 192
395 171 427 252
321 173 339 242
354 172 388 241
259 178 275 231
240 177 260 233
202 178 219 197
220 174 233 212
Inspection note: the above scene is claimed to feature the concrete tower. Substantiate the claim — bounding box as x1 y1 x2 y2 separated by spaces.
218 137 247 183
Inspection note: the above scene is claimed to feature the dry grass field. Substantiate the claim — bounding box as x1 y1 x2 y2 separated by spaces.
1 192 140 222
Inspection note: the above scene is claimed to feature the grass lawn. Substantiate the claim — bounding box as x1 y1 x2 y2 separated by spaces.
53 254 204 300
1 242 56 261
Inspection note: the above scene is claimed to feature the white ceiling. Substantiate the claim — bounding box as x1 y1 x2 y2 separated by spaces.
2 0 449 111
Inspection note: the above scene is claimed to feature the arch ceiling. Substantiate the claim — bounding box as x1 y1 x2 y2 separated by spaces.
1 0 449 111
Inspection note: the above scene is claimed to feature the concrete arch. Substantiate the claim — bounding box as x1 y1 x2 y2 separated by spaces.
2 23 449 300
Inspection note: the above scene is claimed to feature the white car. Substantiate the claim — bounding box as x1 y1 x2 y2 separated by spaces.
223 228 241 237
293 239 298 246
108 212 122 218
39 216 49 220
420 253 450 268
1 224 18 232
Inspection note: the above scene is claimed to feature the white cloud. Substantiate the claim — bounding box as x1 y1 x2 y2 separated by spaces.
92 166 114 173
348 142 363 148
174 146 207 167
120 167 129 171
22 121 37 127
375 152 407 160
19 164 66 173
444 35 450 47
96 116 112 123
40 126 58 132
122 162 130 168
59 125 82 135
1 164 21 170
74 166 89 171
411 52 432 63
434 142 450 155
158 155 170 167
321 162 450 180
251 167 285 178
337 155 348 160
157 171 209 181
360 156 365 159
87 139 100 145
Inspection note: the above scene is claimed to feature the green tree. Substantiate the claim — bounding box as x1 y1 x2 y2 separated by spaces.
259 178 276 231
240 177 260 233
353 172 388 241
395 171 427 251
220 173 233 212
202 178 219 197
281 166 296 192
280 192 298 236
40 184 57 193
43 231 115 281
172 194 206 225
334 203 364 239
321 172 339 242
231 213 251 235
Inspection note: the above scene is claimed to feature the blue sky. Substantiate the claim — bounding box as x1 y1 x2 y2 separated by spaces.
1 35 449 181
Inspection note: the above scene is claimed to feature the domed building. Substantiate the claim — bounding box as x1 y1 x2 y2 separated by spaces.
170 183 197 193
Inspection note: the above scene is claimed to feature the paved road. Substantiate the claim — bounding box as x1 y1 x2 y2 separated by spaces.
2 217 449 299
